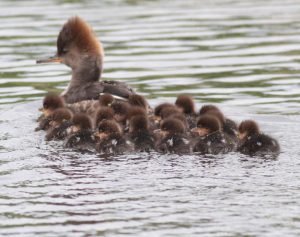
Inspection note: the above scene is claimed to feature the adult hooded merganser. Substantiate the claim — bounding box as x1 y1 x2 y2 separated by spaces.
65 113 95 150
95 119 131 154
191 115 234 154
237 120 280 157
155 118 190 154
175 95 197 128
45 108 73 141
37 16 134 103
36 93 66 131
129 114 155 152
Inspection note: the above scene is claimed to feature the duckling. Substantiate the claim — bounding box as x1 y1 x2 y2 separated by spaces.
160 106 182 120
111 101 130 127
128 94 148 111
129 115 155 152
95 120 131 154
65 113 95 150
237 120 280 157
36 93 66 131
155 118 190 154
37 16 134 103
149 103 176 128
191 115 234 154
94 107 115 128
99 93 115 107
175 95 197 128
45 108 73 141
199 104 238 141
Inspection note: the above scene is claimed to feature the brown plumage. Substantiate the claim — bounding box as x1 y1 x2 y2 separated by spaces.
196 115 221 134
175 95 195 114
160 106 182 119
128 94 148 110
37 16 135 103
199 104 220 115
43 93 65 112
161 118 185 135
128 106 147 119
99 93 114 107
57 16 102 56
72 113 92 130
237 120 280 157
95 107 115 126
238 120 260 136
154 103 175 116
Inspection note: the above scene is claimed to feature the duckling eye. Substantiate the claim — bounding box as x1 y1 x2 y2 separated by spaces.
62 48 68 55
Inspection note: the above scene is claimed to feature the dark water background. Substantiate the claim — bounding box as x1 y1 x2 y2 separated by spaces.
0 0 300 236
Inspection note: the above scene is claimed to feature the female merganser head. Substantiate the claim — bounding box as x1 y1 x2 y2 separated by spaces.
42 93 65 117
237 120 280 156
175 95 195 114
37 16 135 103
191 115 221 137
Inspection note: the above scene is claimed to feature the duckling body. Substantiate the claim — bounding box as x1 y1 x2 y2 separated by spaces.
237 120 280 157
192 115 235 155
64 114 95 150
155 118 191 154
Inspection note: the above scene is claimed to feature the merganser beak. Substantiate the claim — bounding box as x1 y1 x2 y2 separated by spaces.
36 56 62 64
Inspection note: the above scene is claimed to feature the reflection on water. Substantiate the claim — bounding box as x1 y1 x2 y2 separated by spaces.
0 0 300 236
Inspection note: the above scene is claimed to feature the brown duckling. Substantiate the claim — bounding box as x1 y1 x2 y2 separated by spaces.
237 120 280 157
128 94 149 112
65 113 95 150
94 107 115 128
45 108 73 141
155 118 190 154
199 104 238 141
95 120 131 154
150 103 175 127
36 93 65 131
191 115 234 154
111 101 130 127
37 16 134 103
175 95 197 128
129 115 155 152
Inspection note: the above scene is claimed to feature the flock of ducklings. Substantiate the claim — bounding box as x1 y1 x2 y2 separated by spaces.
36 93 280 157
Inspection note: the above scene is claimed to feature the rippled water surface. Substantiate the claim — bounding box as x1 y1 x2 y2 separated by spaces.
1 0 300 236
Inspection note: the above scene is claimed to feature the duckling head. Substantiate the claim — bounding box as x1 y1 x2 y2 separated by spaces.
42 93 65 116
175 95 195 114
191 114 221 137
238 120 260 140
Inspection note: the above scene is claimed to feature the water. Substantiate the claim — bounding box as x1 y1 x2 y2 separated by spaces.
0 0 300 236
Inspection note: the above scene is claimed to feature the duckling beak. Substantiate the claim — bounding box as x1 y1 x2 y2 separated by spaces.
238 132 246 140
191 127 209 137
94 132 108 140
36 56 62 64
